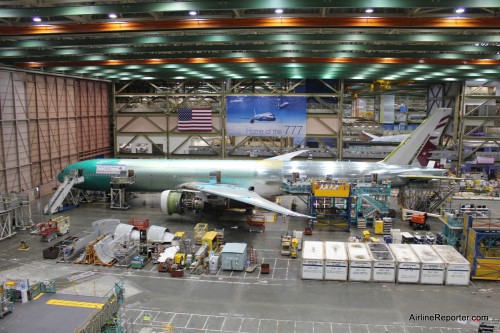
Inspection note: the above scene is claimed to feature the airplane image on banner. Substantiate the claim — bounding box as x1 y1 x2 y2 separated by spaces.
277 101 290 109
245 109 277 124
52 108 455 218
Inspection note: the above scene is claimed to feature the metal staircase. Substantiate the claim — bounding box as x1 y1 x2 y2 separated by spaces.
44 170 84 215
360 194 390 216
397 181 457 213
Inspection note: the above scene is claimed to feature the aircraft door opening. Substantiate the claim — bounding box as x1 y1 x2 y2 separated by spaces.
209 171 221 184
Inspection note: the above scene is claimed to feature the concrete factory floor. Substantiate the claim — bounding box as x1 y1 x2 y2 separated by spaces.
0 193 498 333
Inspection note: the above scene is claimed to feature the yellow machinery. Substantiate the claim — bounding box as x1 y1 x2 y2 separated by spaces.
194 223 208 245
174 231 186 240
37 216 71 242
290 238 299 258
18 240 29 250
52 216 71 234
374 220 384 235
362 230 371 241
174 253 186 266
312 180 350 197
201 231 219 252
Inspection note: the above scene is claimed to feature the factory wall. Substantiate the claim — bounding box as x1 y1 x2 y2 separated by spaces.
0 69 111 195
116 114 222 155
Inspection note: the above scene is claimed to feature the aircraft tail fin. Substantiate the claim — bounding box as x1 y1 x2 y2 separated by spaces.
382 108 452 166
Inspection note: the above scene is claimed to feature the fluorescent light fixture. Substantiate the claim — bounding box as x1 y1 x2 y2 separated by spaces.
455 8 465 14
33 17 42 22
108 13 117 19
275 9 284 14
189 10 197 16
365 8 374 13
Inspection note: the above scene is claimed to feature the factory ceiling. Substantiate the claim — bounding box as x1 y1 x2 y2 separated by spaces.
0 1 499 83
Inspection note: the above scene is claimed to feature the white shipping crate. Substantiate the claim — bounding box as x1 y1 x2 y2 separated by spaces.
410 244 445 285
324 241 348 281
390 229 402 244
368 243 396 283
432 245 470 286
301 241 325 280
389 244 421 283
347 243 372 282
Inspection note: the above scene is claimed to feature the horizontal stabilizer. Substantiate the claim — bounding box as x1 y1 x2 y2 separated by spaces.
362 131 379 140
267 150 308 161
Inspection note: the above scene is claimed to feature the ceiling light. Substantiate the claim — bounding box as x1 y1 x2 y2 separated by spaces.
365 8 374 13
33 17 42 22
189 10 197 16
455 8 465 14
108 13 117 19
275 9 284 14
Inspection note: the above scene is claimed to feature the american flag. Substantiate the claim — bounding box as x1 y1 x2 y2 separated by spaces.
178 108 212 132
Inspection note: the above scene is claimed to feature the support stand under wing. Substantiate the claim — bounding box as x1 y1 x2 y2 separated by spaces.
110 171 136 210
44 170 84 215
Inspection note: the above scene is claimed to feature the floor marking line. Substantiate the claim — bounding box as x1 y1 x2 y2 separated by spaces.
202 315 209 330
185 313 193 328
32 292 44 300
46 299 103 309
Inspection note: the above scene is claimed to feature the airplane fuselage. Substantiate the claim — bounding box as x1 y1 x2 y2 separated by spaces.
58 159 447 197
252 112 276 122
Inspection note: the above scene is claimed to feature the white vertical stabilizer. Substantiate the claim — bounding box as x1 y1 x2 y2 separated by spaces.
382 108 451 166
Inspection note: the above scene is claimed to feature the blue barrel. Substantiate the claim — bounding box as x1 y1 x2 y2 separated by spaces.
383 235 392 244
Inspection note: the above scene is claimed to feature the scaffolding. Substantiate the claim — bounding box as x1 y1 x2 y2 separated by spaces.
397 180 456 213
0 192 34 241
310 180 351 231
109 170 136 210
439 206 492 250
465 227 500 281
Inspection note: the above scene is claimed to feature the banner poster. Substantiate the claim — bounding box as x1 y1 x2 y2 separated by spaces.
226 96 306 137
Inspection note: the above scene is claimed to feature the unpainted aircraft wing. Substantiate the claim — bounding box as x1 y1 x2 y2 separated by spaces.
182 182 312 218
266 150 308 161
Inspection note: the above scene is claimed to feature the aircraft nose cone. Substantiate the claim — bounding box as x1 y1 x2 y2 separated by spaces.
57 170 65 183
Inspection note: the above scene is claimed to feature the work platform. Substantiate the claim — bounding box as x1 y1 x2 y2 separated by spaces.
0 291 119 333
309 180 352 232
110 170 136 210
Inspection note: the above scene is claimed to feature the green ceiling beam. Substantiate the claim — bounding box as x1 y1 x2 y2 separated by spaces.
4 51 499 64
2 33 499 48
2 43 499 58
1 1 498 18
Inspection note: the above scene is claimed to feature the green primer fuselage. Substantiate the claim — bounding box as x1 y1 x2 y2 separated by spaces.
58 158 447 197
